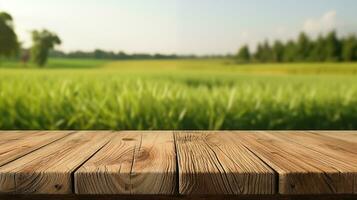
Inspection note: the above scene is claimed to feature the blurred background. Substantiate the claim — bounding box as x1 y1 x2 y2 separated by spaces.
1 0 357 130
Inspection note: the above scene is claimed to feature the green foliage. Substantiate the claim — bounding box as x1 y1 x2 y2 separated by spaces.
0 12 19 58
324 31 342 62
261 41 274 62
254 43 264 62
254 41 273 62
342 35 357 62
282 40 296 62
236 45 250 63
31 30 61 66
1 59 357 130
309 35 326 62
49 49 191 60
242 31 357 63
296 32 312 61
272 41 284 62
0 58 108 69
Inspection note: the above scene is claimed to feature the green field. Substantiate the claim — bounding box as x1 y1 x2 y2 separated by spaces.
1 59 357 130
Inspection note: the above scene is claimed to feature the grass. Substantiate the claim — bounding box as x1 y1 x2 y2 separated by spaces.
1 58 357 130
0 58 107 69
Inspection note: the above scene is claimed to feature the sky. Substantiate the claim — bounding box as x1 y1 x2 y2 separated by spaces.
0 0 357 55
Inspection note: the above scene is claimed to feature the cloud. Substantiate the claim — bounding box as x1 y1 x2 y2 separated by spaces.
239 31 250 40
237 30 260 51
303 11 337 35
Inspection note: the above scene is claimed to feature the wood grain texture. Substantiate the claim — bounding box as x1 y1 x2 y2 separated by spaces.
236 131 356 195
312 131 357 193
75 131 176 195
0 131 71 166
2 194 357 200
0 131 356 197
175 131 275 195
311 131 357 143
269 131 357 194
0 131 113 194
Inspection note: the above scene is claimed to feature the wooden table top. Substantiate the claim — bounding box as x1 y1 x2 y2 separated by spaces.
0 131 356 197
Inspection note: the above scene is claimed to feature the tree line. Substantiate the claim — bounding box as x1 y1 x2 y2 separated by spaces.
1 11 216 66
49 49 197 60
2 10 357 67
236 31 357 63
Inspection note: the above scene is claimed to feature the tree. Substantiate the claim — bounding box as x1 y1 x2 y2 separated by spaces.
341 35 357 62
0 12 19 58
296 32 311 61
309 34 326 62
94 49 107 59
31 30 61 66
324 31 341 62
236 45 251 63
236 30 357 63
283 40 296 62
272 40 284 62
254 43 264 62
254 41 274 63
261 40 273 62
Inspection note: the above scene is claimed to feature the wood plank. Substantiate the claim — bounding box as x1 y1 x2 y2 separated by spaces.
75 131 176 195
311 131 357 143
268 131 357 194
0 131 35 142
175 131 276 195
236 131 356 195
2 194 357 200
268 131 357 163
0 131 71 166
0 131 114 194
